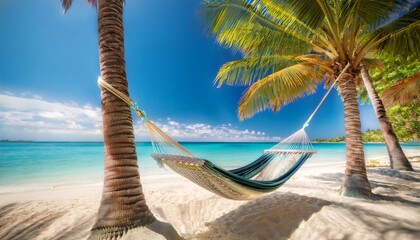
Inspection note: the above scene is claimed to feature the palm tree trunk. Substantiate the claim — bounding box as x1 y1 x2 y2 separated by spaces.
360 63 413 171
337 74 372 197
89 0 156 239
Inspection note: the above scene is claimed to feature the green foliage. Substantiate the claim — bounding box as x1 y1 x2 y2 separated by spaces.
387 101 420 141
360 54 420 103
313 128 398 142
359 111 420 142
360 53 420 142
215 55 296 87
375 8 420 59
237 64 323 119
201 0 313 56
371 53 420 92
202 0 419 119
362 129 384 142
312 136 345 142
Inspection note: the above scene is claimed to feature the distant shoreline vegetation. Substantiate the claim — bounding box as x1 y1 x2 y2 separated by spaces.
312 137 346 143
313 129 419 143
313 129 384 143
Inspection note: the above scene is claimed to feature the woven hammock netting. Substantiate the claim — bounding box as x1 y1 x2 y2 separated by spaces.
145 120 315 200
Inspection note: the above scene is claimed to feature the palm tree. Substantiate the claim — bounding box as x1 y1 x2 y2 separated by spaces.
61 1 181 239
360 64 414 171
357 7 419 171
202 0 419 197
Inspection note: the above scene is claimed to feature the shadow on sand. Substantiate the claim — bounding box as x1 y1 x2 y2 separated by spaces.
195 166 420 239
0 202 95 240
194 192 331 240
309 168 420 206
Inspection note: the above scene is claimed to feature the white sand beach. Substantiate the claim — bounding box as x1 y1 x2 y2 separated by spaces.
1 153 419 240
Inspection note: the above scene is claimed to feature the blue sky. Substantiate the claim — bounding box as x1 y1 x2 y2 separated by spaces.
0 0 379 141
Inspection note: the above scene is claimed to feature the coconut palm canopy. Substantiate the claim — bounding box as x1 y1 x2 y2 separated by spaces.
202 0 419 196
202 0 419 119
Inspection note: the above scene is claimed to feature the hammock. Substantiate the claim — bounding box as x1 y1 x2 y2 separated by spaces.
97 63 349 200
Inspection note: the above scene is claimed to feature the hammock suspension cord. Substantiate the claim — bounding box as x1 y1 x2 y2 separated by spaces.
302 63 351 129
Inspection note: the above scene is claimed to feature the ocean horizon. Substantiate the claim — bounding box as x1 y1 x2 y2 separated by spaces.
1 141 419 193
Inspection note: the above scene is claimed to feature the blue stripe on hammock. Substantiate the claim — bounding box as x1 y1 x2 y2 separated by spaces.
202 153 311 191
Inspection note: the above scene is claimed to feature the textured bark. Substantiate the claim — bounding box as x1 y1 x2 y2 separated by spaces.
360 64 413 171
338 75 372 197
89 0 156 239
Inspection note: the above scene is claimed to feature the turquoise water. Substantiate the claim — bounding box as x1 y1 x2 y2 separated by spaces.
0 142 418 192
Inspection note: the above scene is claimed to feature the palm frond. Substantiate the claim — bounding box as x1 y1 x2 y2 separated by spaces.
215 55 296 87
259 0 323 38
262 0 340 53
201 0 316 46
359 0 397 27
354 0 412 29
238 63 324 120
354 7 419 65
313 0 346 59
270 0 325 30
295 54 333 72
381 73 420 107
375 7 420 59
215 20 310 56
274 0 342 53
343 0 413 59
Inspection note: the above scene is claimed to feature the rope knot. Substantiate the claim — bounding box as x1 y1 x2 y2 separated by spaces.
98 76 147 123
134 108 147 123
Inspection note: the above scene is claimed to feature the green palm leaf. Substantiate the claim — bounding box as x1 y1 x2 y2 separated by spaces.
215 21 310 56
268 0 325 30
358 0 399 26
238 64 324 119
259 0 323 38
201 0 317 45
215 55 296 87
343 0 411 29
203 0 419 119
375 7 420 59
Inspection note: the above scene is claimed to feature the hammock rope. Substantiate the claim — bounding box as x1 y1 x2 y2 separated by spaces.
303 63 351 129
97 63 350 200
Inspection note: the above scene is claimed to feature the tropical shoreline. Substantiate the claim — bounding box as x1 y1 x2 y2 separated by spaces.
1 151 419 240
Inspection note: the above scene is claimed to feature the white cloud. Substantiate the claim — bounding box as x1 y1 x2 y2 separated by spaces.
0 94 103 141
0 93 281 142
39 111 66 119
134 119 280 142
